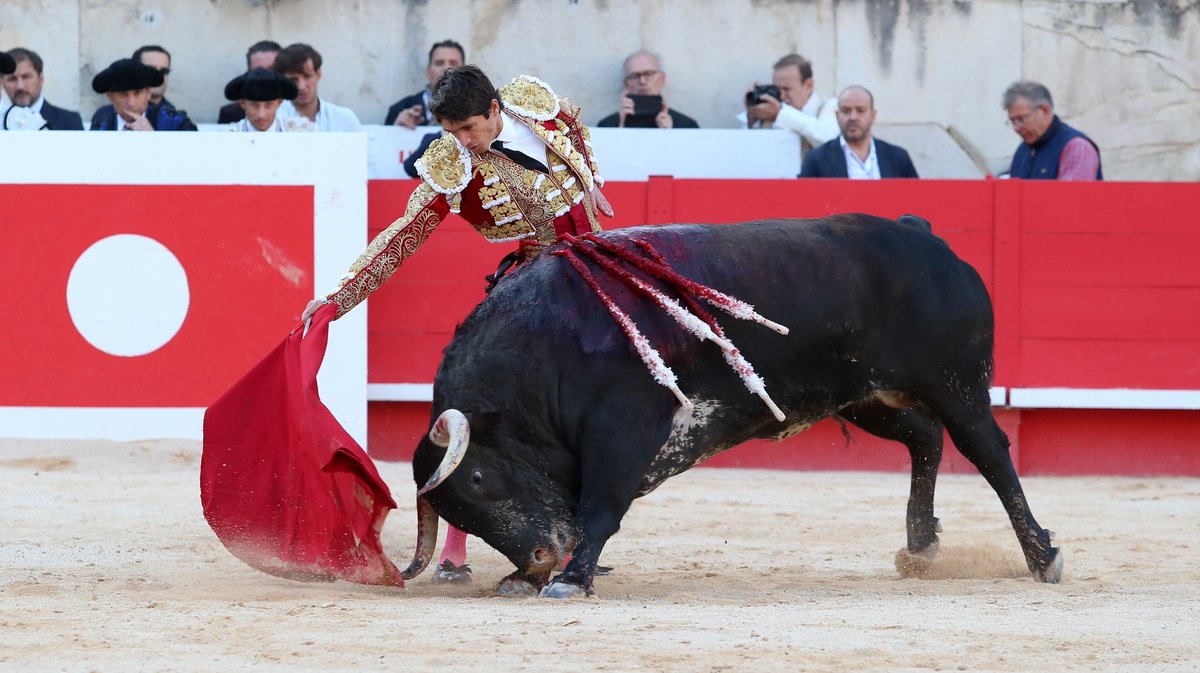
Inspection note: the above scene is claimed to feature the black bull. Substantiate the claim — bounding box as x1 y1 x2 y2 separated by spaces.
401 214 1062 598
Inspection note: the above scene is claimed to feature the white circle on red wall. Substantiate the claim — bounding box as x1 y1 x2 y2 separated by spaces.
67 234 190 357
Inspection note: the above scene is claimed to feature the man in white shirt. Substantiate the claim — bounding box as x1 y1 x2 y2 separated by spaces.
742 53 839 157
224 68 299 133
274 43 362 132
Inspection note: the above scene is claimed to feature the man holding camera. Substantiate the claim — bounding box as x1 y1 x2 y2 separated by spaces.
386 39 465 128
597 50 698 129
742 53 838 157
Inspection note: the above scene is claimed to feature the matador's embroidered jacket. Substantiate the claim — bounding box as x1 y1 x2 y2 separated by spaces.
328 75 605 318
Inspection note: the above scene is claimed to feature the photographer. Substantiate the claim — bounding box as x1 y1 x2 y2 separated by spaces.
740 53 838 157
597 50 698 129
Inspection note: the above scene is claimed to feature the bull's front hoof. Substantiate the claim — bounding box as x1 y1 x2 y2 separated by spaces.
894 540 940 579
539 581 592 599
432 561 472 584
496 576 540 597
1034 548 1063 584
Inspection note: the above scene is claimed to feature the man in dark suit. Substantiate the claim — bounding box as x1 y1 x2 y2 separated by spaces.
385 39 464 127
88 58 195 131
91 46 196 132
2 48 84 130
800 85 918 179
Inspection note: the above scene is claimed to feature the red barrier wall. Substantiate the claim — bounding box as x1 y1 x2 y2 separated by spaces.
363 178 1200 476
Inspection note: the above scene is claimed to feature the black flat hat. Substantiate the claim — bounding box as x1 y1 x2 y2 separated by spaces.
91 58 164 93
224 68 299 102
0 51 14 75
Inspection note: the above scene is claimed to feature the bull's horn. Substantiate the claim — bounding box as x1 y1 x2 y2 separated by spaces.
415 409 471 496
400 495 439 580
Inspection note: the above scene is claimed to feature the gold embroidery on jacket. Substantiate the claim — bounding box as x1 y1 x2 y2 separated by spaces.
415 136 471 198
498 76 559 121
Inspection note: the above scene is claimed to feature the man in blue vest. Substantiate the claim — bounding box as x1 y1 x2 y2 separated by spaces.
1003 81 1101 180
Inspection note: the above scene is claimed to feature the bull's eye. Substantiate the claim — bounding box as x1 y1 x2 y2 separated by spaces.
471 469 483 485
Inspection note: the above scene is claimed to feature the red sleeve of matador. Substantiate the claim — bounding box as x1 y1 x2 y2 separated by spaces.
327 182 450 318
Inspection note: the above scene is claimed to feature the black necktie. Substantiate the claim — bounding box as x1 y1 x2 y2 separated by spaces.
491 140 549 174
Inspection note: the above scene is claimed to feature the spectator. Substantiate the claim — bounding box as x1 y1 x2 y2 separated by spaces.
219 40 283 124
742 53 838 156
1003 80 1102 181
800 86 918 179
134 46 173 107
596 50 699 129
224 68 298 133
404 131 441 178
89 58 195 131
301 66 613 581
385 39 465 128
2 48 84 130
91 46 196 131
0 50 13 120
274 43 362 132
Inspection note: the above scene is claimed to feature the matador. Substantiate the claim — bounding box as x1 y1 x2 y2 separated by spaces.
305 65 613 322
301 65 614 582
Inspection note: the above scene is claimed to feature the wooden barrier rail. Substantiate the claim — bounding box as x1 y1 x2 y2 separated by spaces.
363 178 1200 476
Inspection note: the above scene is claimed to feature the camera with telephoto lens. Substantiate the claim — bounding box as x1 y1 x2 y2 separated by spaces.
745 84 782 107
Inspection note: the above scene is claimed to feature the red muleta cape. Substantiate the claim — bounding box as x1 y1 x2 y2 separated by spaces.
200 302 403 586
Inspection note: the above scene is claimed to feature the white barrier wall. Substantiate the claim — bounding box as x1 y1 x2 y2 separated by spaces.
0 133 369 444
365 126 807 180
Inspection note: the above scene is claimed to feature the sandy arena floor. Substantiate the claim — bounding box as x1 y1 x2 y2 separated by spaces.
1 437 1197 672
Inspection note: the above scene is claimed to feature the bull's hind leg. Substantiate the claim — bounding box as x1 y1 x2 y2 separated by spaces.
925 390 1063 583
838 400 944 565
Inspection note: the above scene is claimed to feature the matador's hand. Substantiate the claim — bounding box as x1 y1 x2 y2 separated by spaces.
301 298 328 323
592 188 615 218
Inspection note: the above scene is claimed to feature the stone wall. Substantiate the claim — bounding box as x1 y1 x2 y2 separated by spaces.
1 0 1196 179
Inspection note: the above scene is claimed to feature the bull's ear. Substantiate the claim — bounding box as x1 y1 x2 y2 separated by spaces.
467 409 503 442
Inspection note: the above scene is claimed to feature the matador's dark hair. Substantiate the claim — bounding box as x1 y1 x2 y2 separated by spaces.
429 65 501 122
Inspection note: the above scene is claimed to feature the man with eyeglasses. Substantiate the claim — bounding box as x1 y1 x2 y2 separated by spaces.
596 50 698 129
90 45 196 131
1003 80 1101 181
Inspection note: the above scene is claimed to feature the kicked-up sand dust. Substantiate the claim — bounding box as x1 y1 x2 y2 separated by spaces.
1 437 1197 672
